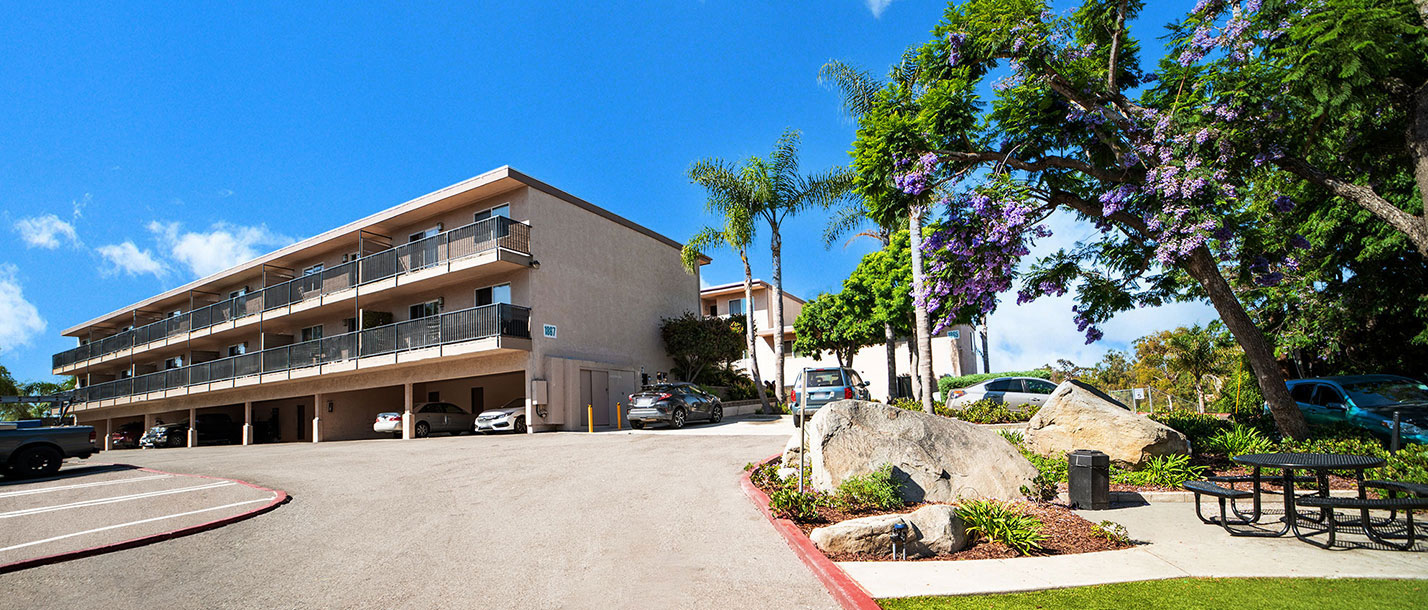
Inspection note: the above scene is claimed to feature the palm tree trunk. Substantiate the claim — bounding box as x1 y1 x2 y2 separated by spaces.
884 322 897 402
742 251 772 415
909 207 936 414
1182 246 1308 439
906 322 921 402
1195 380 1206 414
771 228 787 406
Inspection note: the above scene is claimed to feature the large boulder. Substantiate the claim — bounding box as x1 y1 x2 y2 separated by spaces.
781 433 804 468
809 504 968 558
1023 380 1190 468
801 400 1037 503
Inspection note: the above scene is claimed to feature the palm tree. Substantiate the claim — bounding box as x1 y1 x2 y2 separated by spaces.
821 59 939 413
690 129 856 407
822 197 902 403
682 204 773 414
1165 324 1230 413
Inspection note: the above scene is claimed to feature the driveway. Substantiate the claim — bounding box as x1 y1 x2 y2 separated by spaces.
0 426 835 609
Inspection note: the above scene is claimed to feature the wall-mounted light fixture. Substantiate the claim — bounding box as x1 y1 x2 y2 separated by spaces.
530 260 541 270
327 401 334 413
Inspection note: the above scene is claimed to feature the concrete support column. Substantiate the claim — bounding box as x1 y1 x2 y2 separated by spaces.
144 412 155 431
402 382 414 440
242 401 253 446
103 417 113 451
186 407 198 448
312 393 324 443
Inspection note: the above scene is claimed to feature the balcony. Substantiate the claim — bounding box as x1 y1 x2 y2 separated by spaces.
71 303 531 405
54 216 531 372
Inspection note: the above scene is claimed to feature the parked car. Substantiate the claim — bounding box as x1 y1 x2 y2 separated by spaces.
1286 375 1428 445
372 402 476 439
475 397 528 433
109 421 145 449
140 421 188 448
139 414 242 448
0 421 96 478
946 376 1059 410
787 367 871 427
626 383 723 429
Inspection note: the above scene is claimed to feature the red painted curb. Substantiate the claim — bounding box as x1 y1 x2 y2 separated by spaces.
0 464 290 574
741 455 882 610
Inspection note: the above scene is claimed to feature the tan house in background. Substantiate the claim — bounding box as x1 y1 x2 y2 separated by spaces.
56 167 702 447
699 280 978 402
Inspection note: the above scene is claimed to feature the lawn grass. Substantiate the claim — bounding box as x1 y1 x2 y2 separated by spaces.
878 578 1428 610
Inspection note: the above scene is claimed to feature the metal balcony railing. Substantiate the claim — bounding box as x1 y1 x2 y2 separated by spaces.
54 216 531 370
70 303 531 404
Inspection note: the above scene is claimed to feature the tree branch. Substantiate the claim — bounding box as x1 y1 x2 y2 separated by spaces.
1274 156 1428 256
1107 0 1127 92
933 149 1138 185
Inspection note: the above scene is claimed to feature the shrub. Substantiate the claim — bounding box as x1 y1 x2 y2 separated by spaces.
998 429 1025 446
1150 411 1232 453
890 398 921 411
1202 424 1276 457
1112 454 1205 487
939 399 1036 424
1090 520 1130 544
747 460 782 490
938 370 1052 400
956 499 1047 556
1380 444 1428 486
769 487 826 521
834 463 905 511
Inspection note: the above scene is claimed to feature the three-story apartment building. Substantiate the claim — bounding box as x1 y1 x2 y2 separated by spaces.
57 167 703 447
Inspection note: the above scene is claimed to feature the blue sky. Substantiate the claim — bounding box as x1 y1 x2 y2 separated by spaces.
0 1 1214 384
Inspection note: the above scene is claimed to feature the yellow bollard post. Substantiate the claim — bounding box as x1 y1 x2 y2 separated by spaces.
617 403 622 430
588 404 593 433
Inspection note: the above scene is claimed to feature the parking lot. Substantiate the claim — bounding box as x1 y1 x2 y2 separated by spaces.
0 421 836 609
0 464 284 572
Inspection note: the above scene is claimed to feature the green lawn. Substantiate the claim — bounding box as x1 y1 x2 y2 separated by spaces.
879 578 1428 610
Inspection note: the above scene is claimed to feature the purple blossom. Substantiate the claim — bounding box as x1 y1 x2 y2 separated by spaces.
946 32 967 67
1290 235 1311 250
1273 196 1295 212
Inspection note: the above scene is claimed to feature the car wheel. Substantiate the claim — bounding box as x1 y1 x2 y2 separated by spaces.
630 421 645 430
710 405 723 424
415 422 430 438
793 416 802 428
9 445 63 478
514 418 527 434
671 408 686 429
168 436 184 448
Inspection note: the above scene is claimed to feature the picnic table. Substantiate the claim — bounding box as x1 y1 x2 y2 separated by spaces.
1186 452 1426 550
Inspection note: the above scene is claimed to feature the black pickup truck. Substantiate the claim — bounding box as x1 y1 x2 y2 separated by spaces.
0 420 97 478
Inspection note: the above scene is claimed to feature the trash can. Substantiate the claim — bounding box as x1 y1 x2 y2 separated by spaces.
1067 449 1110 510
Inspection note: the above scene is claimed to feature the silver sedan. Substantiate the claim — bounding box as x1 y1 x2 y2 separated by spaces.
373 402 476 438
946 377 1058 410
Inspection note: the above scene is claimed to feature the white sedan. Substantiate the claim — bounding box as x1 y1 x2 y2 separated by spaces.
475 397 527 433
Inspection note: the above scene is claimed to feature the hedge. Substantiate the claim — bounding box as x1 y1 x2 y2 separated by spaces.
938 370 1052 397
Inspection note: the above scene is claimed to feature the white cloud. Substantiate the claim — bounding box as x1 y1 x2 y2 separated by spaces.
0 264 47 353
148 221 293 278
13 214 81 249
96 242 166 277
72 193 91 219
865 0 897 18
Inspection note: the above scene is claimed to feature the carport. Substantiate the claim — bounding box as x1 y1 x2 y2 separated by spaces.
193 404 245 447
101 415 145 451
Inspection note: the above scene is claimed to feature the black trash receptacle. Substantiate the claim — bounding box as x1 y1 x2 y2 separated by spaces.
1068 449 1110 510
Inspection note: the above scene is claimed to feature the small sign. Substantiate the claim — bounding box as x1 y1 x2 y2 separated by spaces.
1132 388 1146 400
949 329 960 339
543 324 558 339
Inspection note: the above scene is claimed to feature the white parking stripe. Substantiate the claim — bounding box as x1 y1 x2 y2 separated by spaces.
0 498 270 554
0 482 235 519
0 475 173 499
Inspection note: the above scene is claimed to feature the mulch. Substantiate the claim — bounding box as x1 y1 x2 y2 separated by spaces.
762 483 1133 562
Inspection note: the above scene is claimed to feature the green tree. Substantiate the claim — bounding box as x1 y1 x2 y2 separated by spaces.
659 312 745 384
1164 323 1233 413
793 289 880 370
689 129 855 403
682 181 774 413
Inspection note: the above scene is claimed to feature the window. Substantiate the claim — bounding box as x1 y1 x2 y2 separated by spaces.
303 264 324 276
229 287 248 299
1026 379 1057 395
475 283 512 306
300 325 323 342
164 357 183 369
168 310 183 318
409 300 440 320
707 304 718 316
474 204 511 222
848 371 864 387
419 403 443 413
985 379 1020 392
409 226 441 243
227 343 247 357
341 252 359 263
120 368 133 379
1290 384 1317 403
728 298 744 315
343 317 357 333
1311 386 1346 408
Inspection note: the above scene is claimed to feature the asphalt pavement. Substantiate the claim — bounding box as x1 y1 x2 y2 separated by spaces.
0 421 835 609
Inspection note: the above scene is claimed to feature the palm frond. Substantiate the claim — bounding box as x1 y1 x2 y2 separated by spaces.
818 60 882 118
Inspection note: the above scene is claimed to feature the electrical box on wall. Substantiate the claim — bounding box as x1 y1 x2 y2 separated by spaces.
531 379 548 405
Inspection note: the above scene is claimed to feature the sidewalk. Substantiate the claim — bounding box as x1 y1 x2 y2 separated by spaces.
838 501 1428 598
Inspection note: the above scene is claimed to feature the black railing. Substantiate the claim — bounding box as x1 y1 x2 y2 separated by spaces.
71 303 531 404
54 216 531 370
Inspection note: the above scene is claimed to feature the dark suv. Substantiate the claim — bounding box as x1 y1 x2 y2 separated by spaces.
626 383 723 429
788 367 871 427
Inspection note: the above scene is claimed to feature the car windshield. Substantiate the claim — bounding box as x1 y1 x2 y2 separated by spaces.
499 397 525 409
799 371 845 387
1343 380 1428 408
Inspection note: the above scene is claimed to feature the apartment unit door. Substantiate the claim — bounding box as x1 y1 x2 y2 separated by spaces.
579 369 610 427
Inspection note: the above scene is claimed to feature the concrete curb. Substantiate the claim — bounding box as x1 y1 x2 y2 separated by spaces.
741 455 881 610
0 464 290 575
